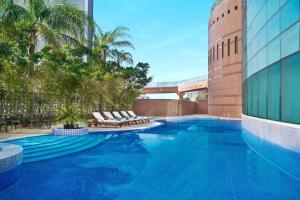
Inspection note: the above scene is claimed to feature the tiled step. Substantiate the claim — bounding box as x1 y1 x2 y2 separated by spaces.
23 136 81 150
23 136 90 154
11 135 68 148
22 135 108 163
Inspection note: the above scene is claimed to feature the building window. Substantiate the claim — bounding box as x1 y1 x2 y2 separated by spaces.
235 6 238 10
213 20 215 24
228 39 230 56
222 42 224 58
222 13 224 18
217 44 219 59
227 9 230 14
213 46 215 61
235 36 238 54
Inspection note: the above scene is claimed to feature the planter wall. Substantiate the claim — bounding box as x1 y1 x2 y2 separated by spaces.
52 127 89 136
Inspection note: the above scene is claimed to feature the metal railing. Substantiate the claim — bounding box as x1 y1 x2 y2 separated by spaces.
179 75 208 87
144 81 180 88
144 75 208 88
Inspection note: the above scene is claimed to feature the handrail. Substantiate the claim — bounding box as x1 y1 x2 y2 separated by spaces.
145 75 208 89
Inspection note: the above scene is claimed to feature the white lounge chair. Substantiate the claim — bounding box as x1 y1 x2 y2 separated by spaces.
92 112 128 127
113 111 141 124
127 111 152 122
121 111 144 123
103 112 130 126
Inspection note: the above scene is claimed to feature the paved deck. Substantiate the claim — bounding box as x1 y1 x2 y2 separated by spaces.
0 122 162 141
0 115 241 141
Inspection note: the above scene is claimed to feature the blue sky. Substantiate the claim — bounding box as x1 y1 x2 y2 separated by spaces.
94 0 214 83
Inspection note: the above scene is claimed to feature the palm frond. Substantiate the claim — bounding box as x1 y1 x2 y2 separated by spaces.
37 22 60 48
110 49 133 65
59 32 84 47
111 40 135 49
25 0 46 19
45 3 93 41
0 2 31 26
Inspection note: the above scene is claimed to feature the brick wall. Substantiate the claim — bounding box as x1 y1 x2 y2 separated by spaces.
196 100 208 114
133 99 208 117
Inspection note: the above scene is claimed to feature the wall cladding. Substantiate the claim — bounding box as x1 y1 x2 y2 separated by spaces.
208 0 243 118
242 114 300 153
133 99 208 117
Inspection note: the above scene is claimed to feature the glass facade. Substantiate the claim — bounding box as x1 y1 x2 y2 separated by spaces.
244 0 300 124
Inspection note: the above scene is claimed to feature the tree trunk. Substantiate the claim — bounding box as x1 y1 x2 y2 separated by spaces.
29 32 37 56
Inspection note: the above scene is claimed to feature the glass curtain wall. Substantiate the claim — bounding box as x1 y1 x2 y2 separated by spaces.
244 0 300 124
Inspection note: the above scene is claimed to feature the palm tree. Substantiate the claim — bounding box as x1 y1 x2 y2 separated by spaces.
93 26 134 62
0 0 94 55
110 49 133 69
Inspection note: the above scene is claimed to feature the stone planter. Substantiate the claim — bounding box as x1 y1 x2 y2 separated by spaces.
52 127 89 136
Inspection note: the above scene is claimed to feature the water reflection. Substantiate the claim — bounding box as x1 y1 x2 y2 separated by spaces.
243 129 300 182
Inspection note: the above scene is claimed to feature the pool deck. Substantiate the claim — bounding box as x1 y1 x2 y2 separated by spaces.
0 121 162 141
0 115 241 141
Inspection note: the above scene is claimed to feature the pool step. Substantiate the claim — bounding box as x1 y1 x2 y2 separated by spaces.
24 136 88 154
21 135 107 163
23 136 82 150
11 135 69 148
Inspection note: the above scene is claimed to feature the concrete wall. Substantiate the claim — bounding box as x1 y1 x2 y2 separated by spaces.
208 0 243 118
133 99 208 117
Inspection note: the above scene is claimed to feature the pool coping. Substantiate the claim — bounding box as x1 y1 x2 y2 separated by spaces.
0 143 23 173
160 115 241 121
0 121 163 142
0 116 242 142
89 121 163 133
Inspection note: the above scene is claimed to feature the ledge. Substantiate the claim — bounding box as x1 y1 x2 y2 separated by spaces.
52 127 89 136
0 143 23 189
0 143 23 172
90 121 163 133
242 114 300 153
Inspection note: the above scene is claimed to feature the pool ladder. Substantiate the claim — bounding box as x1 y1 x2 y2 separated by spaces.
220 112 231 129
220 112 230 121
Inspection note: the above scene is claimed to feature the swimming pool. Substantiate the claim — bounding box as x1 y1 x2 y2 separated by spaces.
0 118 300 200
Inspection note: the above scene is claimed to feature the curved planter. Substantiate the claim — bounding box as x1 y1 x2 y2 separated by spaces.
0 143 23 189
52 127 89 136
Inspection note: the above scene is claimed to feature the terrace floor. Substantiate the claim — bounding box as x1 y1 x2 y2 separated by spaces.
0 121 162 141
0 115 240 141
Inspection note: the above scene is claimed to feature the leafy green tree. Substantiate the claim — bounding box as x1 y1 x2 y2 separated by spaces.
0 0 152 119
93 26 134 62
196 92 208 101
102 76 140 111
0 0 94 55
110 49 133 69
121 62 153 89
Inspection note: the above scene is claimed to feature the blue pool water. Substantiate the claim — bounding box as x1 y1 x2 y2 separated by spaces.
0 118 300 200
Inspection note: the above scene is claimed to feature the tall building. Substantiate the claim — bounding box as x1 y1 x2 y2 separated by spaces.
243 0 300 152
208 0 243 118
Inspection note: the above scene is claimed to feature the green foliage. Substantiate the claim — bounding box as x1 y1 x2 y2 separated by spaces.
121 62 153 89
57 105 83 124
0 0 152 117
0 0 95 54
196 93 208 101
184 97 191 101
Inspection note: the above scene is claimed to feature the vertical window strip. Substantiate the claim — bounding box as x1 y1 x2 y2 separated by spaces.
217 44 219 59
228 39 231 56
222 42 224 58
235 36 238 54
